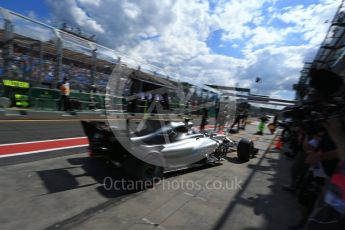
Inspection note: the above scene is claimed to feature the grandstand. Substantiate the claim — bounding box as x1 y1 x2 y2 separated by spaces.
0 9 115 93
0 7 223 114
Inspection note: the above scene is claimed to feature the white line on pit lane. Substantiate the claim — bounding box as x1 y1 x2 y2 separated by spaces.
183 192 207 201
141 218 167 230
0 136 86 147
0 144 88 158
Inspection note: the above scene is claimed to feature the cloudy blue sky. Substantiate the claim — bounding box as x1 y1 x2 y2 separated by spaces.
1 0 342 99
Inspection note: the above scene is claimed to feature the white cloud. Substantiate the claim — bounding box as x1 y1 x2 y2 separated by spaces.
272 0 340 45
242 44 313 96
122 1 142 19
43 0 342 100
78 0 102 6
46 0 105 33
247 27 284 48
212 0 277 40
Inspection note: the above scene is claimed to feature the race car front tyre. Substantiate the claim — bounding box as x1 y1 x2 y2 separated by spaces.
237 138 254 162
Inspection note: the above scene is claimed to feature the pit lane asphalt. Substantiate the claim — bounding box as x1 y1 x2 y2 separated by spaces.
0 120 87 166
0 123 301 230
0 120 85 144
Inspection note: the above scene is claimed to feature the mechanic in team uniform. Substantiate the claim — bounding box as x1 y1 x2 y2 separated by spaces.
58 77 70 111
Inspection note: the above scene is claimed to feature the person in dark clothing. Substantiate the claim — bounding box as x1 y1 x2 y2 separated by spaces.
162 93 170 110
214 101 221 131
230 112 247 132
282 129 309 192
301 131 340 230
200 107 209 131
240 112 248 130
286 128 340 230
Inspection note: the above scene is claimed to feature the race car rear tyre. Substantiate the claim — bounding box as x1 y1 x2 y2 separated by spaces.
237 138 254 162
122 157 163 184
135 161 164 183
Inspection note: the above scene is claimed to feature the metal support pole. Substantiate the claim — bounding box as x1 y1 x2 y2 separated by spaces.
91 48 97 86
53 29 62 87
2 9 14 79
39 41 44 83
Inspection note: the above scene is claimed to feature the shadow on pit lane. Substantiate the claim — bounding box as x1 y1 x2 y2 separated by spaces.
225 156 247 164
36 166 98 193
212 145 300 230
36 157 224 199
36 157 138 198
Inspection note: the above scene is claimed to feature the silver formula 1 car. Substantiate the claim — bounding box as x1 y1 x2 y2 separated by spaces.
81 119 254 181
